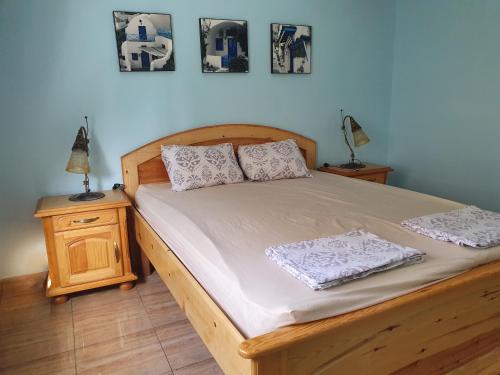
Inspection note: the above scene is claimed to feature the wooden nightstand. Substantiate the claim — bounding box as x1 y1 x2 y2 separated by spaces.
319 163 393 184
34 190 137 304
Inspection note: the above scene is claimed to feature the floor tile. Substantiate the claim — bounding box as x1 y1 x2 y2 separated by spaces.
72 286 140 315
1 272 47 299
137 273 169 297
156 320 212 371
0 295 72 331
73 292 152 348
141 291 186 328
155 319 196 341
75 329 171 375
0 290 50 311
0 312 74 369
174 358 223 375
0 272 220 375
0 350 75 375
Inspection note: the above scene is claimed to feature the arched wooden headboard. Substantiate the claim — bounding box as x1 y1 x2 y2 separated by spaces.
121 124 317 202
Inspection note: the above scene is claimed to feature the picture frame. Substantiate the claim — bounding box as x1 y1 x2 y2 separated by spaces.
271 23 311 74
199 18 249 73
113 11 175 72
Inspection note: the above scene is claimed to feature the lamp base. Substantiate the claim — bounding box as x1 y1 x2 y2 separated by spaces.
68 191 105 202
339 162 366 169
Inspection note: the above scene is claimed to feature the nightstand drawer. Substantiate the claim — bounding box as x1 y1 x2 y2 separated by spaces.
319 164 392 185
53 209 118 232
355 173 387 184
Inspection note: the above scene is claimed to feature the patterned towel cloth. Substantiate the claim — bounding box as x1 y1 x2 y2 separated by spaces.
265 230 425 290
402 206 500 248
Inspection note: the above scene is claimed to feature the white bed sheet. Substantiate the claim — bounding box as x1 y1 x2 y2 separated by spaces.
136 171 500 338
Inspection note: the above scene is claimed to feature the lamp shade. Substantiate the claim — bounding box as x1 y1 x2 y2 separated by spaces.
66 149 89 174
66 127 90 174
349 117 370 147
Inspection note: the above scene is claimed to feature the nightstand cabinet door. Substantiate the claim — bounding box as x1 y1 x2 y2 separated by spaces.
54 224 124 287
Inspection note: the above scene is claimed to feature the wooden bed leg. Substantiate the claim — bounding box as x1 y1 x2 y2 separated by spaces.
140 249 152 277
252 351 287 375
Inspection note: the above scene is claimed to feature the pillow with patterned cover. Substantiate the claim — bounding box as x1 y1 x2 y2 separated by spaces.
161 143 244 192
237 139 311 181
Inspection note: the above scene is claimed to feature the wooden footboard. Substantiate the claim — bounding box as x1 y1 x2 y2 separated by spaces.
239 262 500 374
133 208 500 375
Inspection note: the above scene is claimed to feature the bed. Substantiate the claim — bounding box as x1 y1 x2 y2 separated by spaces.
122 124 500 375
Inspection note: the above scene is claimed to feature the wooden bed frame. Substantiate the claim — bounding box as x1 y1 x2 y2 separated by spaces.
122 124 500 375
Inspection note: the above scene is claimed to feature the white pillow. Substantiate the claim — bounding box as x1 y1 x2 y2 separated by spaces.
237 139 311 181
161 143 244 192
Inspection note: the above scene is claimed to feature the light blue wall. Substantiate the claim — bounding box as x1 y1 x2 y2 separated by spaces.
0 0 395 278
388 0 500 211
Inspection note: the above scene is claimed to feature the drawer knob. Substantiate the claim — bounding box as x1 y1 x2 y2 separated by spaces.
73 217 99 224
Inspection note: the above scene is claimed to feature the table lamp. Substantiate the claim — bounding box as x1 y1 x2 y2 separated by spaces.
66 116 105 201
339 109 370 169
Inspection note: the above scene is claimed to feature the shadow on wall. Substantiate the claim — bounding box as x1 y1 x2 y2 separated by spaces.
87 125 113 192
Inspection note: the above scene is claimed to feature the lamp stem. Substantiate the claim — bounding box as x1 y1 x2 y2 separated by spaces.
341 110 356 162
83 115 90 194
83 173 90 193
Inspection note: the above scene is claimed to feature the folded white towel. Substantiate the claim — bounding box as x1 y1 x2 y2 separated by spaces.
402 206 500 248
265 230 425 290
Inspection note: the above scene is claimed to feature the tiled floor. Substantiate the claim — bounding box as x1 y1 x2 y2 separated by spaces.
0 272 224 375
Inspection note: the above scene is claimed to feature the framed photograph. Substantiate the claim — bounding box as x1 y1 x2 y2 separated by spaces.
271 23 311 74
113 11 175 72
199 18 249 73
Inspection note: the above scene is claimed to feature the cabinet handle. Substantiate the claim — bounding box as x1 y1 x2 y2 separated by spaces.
114 241 121 263
73 217 99 224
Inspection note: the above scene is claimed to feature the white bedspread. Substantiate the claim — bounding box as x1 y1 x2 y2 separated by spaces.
136 171 500 338
266 230 425 290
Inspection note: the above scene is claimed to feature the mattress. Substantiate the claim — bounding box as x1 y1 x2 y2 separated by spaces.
135 171 500 338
